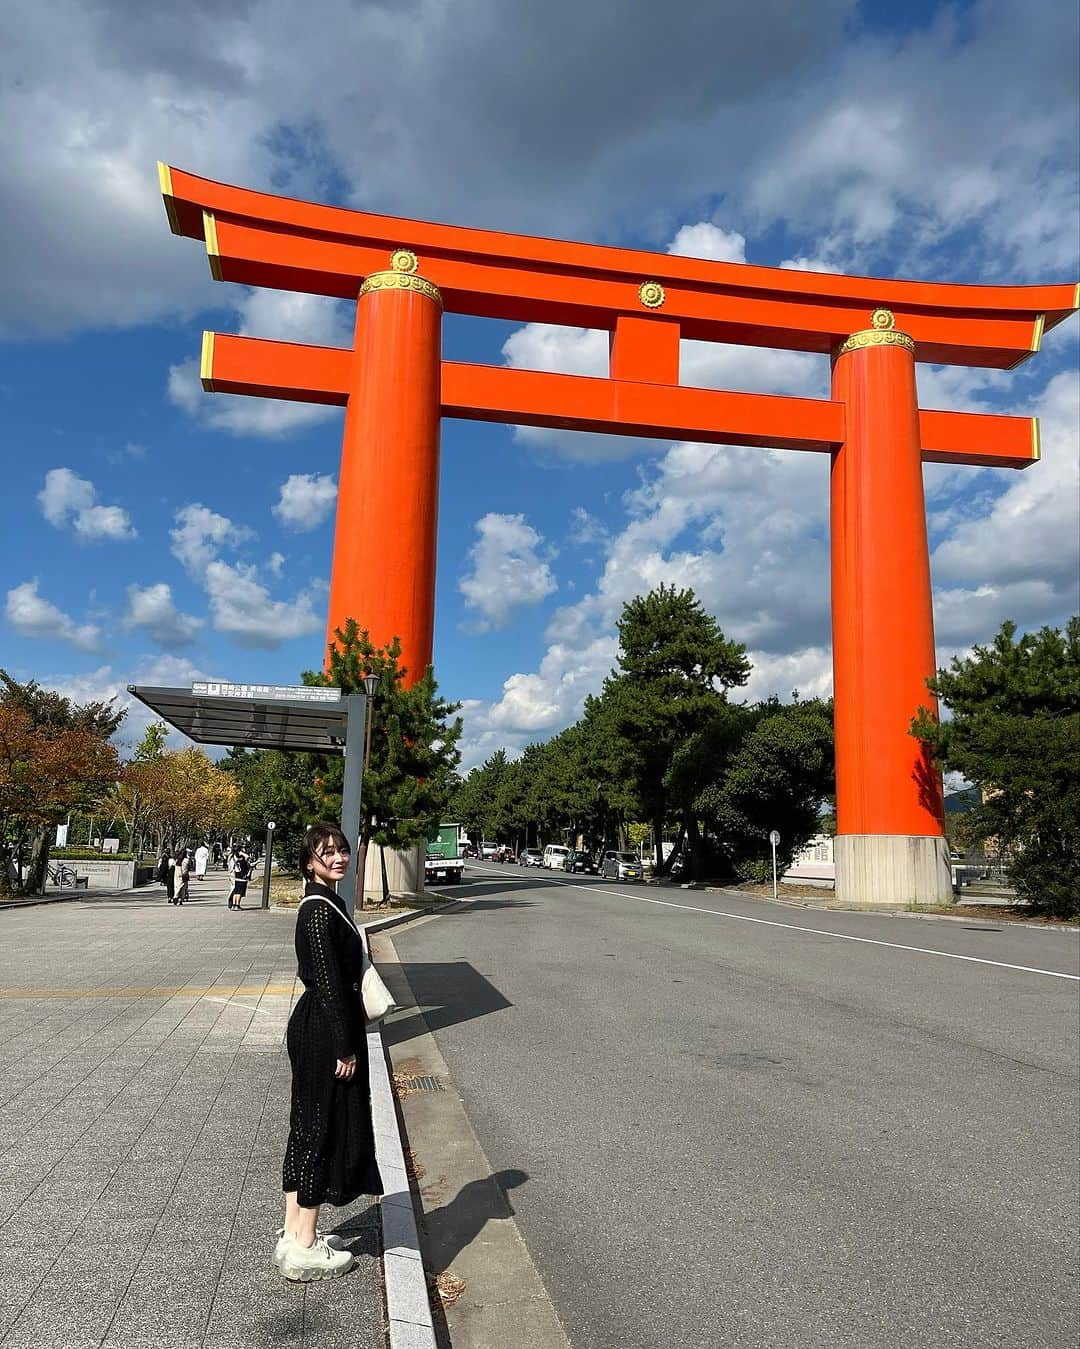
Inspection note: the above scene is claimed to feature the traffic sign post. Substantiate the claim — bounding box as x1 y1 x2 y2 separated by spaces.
261 821 276 910
769 829 781 902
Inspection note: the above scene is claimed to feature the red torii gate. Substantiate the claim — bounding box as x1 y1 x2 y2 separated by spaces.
159 163 1077 906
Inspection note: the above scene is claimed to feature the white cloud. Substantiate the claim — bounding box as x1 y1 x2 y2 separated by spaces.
459 513 557 630
167 289 352 436
2 0 1074 353
169 503 252 577
272 473 338 531
779 254 843 274
569 507 608 548
166 501 323 648
167 357 342 438
667 222 747 263
38 468 136 541
123 583 202 649
456 634 618 769
38 468 94 526
928 370 1080 641
39 654 224 755
202 560 322 648
6 579 101 652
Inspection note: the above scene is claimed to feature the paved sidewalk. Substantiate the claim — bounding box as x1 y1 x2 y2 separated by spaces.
0 874 386 1349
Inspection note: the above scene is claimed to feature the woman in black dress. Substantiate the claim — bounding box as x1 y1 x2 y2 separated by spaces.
275 822 383 1281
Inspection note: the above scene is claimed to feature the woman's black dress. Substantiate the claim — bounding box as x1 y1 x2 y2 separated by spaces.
282 880 383 1207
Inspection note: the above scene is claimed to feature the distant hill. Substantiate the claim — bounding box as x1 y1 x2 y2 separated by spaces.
944 786 980 815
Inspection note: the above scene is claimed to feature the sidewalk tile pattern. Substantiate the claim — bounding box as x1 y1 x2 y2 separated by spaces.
0 878 385 1349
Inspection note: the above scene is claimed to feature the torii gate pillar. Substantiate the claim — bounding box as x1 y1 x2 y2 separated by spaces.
831 313 951 905
327 260 443 678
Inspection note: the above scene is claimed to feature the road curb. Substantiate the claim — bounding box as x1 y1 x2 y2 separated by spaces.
360 909 440 1349
0 894 81 910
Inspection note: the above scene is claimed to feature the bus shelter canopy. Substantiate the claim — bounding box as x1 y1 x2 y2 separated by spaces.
127 682 349 753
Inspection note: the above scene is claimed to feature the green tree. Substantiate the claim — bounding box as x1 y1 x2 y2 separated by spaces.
0 670 124 893
222 747 317 872
603 585 750 872
912 618 1080 918
305 621 462 905
133 721 169 762
697 696 834 882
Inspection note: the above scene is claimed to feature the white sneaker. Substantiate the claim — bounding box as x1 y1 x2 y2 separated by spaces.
276 1232 354 1281
273 1226 348 1265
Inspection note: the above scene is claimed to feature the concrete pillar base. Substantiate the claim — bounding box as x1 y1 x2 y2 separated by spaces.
359 843 424 906
834 834 952 907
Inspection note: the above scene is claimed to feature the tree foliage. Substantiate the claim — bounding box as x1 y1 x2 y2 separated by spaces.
603 585 750 871
304 621 463 855
912 618 1080 917
697 697 835 881
0 670 125 894
447 586 833 880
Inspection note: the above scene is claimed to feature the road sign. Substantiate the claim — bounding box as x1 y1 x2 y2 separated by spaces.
192 681 341 703
268 821 276 830
769 830 780 901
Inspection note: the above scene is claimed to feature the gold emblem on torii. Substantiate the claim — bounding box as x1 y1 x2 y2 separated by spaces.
838 307 915 356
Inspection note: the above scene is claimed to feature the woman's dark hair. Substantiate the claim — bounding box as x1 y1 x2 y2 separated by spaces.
300 821 352 878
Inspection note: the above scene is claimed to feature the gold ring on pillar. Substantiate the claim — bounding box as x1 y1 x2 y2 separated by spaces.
837 307 915 356
359 270 443 307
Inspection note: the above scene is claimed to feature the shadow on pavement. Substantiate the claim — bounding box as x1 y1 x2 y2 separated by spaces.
430 884 540 903
327 1201 381 1257
383 960 513 1043
421 1169 529 1270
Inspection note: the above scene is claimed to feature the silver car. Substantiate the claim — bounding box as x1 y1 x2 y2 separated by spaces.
601 850 643 881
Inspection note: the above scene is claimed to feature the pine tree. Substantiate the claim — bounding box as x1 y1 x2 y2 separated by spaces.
304 621 462 904
604 585 750 872
912 618 1080 917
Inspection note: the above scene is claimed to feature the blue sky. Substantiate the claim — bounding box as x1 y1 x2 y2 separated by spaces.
1 0 1077 767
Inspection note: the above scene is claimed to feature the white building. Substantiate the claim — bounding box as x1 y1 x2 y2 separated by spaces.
782 833 835 887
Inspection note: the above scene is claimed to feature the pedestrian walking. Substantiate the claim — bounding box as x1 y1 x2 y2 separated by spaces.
158 847 175 903
227 851 251 910
194 843 209 881
274 822 382 1281
174 848 190 905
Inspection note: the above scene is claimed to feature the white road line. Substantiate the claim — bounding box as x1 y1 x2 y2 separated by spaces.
203 995 281 1015
463 865 1080 982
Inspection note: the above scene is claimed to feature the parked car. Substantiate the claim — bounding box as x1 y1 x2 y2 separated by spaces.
480 841 499 860
601 850 644 881
496 845 515 862
461 842 478 860
542 844 571 870
566 849 597 874
519 849 543 867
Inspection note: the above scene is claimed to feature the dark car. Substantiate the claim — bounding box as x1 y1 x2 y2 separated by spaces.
566 849 598 874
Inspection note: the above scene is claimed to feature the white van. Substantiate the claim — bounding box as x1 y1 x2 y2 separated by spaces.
542 844 571 871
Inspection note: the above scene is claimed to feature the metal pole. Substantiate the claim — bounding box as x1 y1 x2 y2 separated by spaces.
261 821 276 909
769 829 780 902
338 693 368 917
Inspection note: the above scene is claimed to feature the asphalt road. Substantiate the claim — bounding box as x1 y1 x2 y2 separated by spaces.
391 864 1079 1349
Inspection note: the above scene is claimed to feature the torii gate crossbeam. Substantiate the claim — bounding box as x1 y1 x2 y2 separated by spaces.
159 163 1078 906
